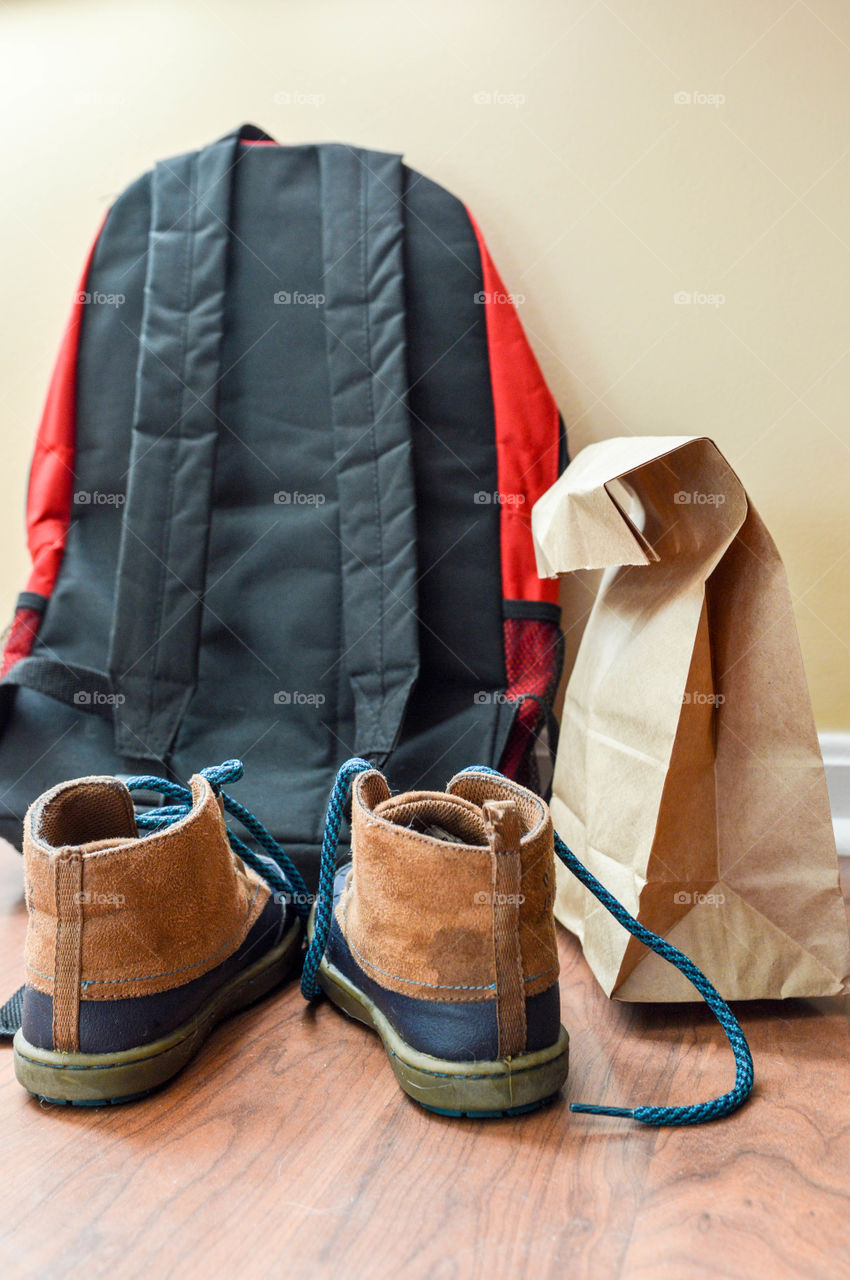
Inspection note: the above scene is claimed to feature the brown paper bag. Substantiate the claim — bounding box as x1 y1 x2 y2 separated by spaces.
532 435 850 1001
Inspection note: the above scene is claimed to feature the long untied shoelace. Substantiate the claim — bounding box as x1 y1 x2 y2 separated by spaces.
301 759 754 1127
125 759 312 921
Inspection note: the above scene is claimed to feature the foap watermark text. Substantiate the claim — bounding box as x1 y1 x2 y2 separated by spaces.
274 491 326 506
674 890 726 907
274 690 326 706
674 290 725 308
474 491 525 506
75 490 125 507
74 691 125 707
673 91 725 108
674 490 726 505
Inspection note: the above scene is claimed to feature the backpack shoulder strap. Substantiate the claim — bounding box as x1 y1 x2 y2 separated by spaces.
106 126 258 764
318 145 419 764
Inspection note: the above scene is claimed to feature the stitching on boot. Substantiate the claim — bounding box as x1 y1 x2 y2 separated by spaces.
52 851 83 1053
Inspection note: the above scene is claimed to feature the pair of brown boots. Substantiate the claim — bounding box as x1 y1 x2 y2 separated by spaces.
13 758 569 1115
11 756 753 1125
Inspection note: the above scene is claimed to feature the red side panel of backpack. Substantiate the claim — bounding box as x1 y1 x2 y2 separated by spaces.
1 223 102 677
467 212 564 789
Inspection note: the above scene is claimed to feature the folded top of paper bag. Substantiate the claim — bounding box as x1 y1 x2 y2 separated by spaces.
532 434 749 577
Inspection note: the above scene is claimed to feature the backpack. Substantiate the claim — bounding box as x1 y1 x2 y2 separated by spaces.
0 124 566 882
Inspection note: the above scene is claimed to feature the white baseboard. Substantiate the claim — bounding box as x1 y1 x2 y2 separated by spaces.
821 732 850 859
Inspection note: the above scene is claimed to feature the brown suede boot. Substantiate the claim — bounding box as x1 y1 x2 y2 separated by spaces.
303 762 570 1117
13 761 303 1104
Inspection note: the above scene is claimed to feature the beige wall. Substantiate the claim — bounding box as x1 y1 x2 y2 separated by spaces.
0 0 847 725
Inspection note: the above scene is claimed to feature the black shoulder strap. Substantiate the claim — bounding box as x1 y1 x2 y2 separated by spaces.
318 145 419 763
106 127 252 765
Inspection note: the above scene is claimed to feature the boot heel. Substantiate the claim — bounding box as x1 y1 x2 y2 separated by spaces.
319 953 569 1119
14 923 301 1106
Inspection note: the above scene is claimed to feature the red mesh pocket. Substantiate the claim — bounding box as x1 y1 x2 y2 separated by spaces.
1 606 42 677
499 615 563 790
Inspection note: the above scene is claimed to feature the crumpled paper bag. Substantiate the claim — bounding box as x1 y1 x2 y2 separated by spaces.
532 435 850 1000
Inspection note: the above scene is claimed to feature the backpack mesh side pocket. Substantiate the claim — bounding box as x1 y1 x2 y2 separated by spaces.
500 613 564 795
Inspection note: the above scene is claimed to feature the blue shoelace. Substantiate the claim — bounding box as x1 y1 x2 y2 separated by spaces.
125 759 312 920
301 758 754 1126
300 757 372 999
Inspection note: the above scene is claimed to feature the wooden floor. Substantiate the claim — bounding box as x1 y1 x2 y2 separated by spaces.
0 843 848 1280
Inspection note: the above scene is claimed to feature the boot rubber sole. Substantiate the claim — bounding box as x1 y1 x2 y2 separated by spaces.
13 918 302 1106
316 950 570 1118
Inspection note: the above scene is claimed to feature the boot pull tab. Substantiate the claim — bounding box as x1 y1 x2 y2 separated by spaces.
482 798 526 1058
482 799 523 854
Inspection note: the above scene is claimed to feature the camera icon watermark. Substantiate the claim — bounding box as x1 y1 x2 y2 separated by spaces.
474 890 526 906
274 491 326 506
273 690 326 706
473 90 526 108
473 491 526 506
473 289 526 306
73 890 126 907
673 890 726 907
682 691 725 706
273 290 326 307
673 90 725 108
673 490 726 506
673 290 726 308
272 90 326 107
74 490 126 507
273 890 316 908
76 290 125 307
73 690 126 706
